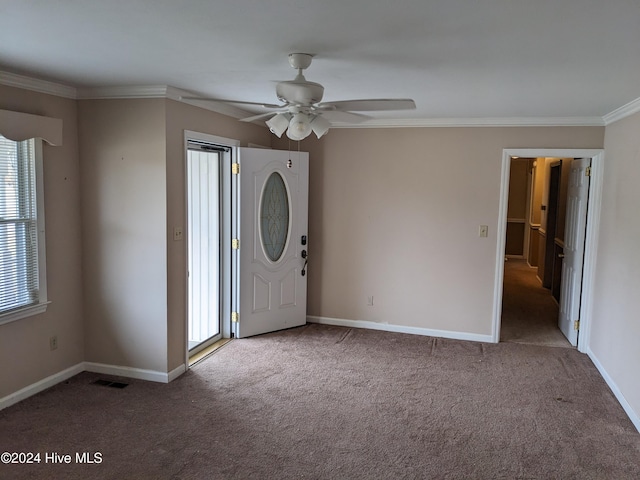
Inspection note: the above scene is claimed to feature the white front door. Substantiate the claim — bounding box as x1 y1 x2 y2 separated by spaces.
235 148 309 338
558 158 591 346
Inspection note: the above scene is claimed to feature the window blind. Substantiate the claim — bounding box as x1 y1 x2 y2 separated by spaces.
0 135 39 314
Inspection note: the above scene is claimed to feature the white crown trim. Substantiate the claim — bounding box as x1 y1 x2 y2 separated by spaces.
76 85 171 99
330 116 605 128
0 71 77 99
2 70 634 127
602 96 640 125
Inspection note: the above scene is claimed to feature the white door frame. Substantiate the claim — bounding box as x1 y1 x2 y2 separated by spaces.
183 130 239 367
492 148 604 353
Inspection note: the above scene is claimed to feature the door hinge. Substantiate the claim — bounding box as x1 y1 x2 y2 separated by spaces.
231 311 239 323
585 166 591 177
574 320 580 331
232 238 240 250
232 163 240 175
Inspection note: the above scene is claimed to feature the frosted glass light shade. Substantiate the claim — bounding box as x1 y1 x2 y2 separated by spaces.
286 113 312 141
266 113 290 137
311 115 330 139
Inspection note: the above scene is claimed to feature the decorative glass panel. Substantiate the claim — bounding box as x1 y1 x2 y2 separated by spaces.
260 172 289 262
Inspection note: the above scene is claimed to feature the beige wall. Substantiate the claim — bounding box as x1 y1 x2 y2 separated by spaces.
531 158 544 226
505 159 529 257
507 160 528 219
6 83 639 431
528 158 545 267
0 86 84 398
78 99 168 372
282 126 603 336
590 110 640 422
78 98 272 374
164 99 272 371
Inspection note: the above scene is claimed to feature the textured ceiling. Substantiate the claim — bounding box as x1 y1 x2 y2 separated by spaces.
1 0 640 123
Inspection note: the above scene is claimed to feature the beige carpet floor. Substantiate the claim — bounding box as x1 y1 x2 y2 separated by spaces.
500 258 572 348
2 323 639 479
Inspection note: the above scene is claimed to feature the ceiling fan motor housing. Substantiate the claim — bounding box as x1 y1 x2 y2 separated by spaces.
276 79 324 105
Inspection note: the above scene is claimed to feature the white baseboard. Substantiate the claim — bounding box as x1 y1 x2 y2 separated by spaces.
0 363 84 411
168 364 186 382
1 361 188 411
586 348 640 433
84 362 173 383
307 315 494 343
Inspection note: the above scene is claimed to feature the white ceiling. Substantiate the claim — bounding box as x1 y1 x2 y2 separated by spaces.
2 0 640 125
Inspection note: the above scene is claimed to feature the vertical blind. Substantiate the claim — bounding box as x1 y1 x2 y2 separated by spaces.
0 135 39 314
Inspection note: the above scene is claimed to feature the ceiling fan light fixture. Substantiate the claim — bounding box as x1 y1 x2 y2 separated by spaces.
286 113 313 141
266 113 291 137
311 115 330 139
197 54 415 139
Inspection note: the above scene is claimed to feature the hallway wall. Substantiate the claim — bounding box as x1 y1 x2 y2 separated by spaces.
590 110 640 430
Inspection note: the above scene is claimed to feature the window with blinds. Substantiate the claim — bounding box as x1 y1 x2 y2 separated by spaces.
0 134 46 320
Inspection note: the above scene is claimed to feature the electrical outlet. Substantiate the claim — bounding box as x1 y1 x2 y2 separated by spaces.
50 335 58 351
367 295 374 306
173 227 183 241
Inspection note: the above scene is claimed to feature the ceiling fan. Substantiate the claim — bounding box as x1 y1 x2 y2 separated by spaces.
181 53 416 140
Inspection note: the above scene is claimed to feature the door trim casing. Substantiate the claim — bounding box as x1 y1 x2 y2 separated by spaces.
183 130 239 368
492 149 604 353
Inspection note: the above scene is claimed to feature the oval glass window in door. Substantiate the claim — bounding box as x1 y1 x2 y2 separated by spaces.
260 172 290 262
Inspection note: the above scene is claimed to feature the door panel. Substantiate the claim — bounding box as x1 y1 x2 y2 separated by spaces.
558 158 591 346
236 148 309 338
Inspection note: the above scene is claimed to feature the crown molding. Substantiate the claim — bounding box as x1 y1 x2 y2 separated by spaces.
0 72 251 119
76 85 170 99
1 70 632 127
77 84 252 119
0 71 77 99
602 96 640 125
330 116 605 129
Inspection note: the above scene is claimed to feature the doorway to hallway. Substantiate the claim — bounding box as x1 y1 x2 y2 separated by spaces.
501 157 571 347
500 259 570 347
493 148 604 354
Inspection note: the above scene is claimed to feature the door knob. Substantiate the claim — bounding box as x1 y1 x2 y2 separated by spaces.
558 253 565 258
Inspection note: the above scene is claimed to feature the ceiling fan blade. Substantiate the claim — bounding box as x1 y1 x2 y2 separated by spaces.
319 110 371 124
180 96 285 109
318 98 416 112
239 111 286 123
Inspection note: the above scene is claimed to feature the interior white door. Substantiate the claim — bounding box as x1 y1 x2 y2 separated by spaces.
235 148 309 338
558 158 591 346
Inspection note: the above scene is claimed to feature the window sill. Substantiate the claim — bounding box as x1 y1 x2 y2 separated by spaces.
0 302 51 326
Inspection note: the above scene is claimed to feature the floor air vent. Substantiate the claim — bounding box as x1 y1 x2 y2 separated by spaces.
93 379 129 389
